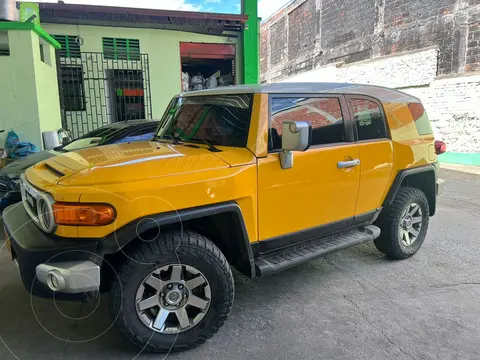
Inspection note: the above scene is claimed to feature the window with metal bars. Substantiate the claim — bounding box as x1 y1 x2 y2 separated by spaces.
59 65 86 111
102 38 140 61
52 35 81 58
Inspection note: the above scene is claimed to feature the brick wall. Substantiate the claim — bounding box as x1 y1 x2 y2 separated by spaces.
466 12 480 71
282 47 438 87
382 0 457 75
404 75 480 153
269 17 287 67
288 0 316 60
261 0 480 82
260 23 269 80
321 0 375 63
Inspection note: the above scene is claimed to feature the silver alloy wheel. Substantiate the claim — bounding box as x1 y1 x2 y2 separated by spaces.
399 202 423 247
135 264 211 334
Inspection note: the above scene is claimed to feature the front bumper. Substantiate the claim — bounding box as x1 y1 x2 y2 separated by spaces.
3 203 101 300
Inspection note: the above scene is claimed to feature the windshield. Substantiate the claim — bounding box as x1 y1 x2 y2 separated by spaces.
61 126 124 151
156 94 253 147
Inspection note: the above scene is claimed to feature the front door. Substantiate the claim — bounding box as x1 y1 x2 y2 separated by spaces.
258 95 360 248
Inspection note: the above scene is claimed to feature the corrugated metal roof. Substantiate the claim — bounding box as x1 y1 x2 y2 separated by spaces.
182 83 421 103
38 3 247 35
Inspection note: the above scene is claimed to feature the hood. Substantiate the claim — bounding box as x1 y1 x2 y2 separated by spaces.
0 150 59 176
41 141 231 186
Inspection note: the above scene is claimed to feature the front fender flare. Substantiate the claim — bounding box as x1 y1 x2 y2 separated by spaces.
98 201 256 277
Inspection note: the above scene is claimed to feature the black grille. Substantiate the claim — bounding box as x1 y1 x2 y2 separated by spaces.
25 191 37 214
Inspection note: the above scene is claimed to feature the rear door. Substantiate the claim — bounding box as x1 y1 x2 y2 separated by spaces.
257 94 360 247
346 95 394 220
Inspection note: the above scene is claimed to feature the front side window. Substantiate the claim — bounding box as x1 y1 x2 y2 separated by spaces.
270 97 345 151
350 99 387 141
157 94 253 148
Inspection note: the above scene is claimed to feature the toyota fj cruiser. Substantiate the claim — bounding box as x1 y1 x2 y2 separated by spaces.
3 83 443 352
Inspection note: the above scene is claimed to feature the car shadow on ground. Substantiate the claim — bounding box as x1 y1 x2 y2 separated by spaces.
0 239 387 359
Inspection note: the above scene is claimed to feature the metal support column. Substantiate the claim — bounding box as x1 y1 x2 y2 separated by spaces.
242 0 260 84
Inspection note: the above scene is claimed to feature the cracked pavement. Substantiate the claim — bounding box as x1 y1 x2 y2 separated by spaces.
1 168 479 360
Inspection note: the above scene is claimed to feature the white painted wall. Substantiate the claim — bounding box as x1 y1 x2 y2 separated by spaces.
405 76 480 153
281 47 480 154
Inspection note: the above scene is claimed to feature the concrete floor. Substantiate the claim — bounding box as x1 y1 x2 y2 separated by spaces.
1 169 479 360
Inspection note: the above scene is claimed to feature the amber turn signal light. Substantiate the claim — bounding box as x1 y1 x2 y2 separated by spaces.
53 203 116 226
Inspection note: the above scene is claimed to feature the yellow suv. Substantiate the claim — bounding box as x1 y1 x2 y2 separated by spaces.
4 83 443 352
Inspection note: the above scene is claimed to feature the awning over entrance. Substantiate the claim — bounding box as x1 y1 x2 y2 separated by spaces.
180 43 236 60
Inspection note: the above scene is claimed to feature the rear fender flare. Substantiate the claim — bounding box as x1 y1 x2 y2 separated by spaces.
383 164 437 216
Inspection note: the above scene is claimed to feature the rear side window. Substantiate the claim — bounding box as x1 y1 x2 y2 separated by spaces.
350 99 387 141
408 103 433 135
270 97 345 151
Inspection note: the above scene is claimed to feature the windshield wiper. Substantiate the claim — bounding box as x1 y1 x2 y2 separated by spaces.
152 134 182 145
192 139 221 153
153 134 220 152
53 146 68 153
166 135 181 145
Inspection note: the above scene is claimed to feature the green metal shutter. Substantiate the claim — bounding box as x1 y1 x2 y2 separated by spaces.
127 39 140 61
115 38 128 60
102 37 116 59
103 38 140 60
52 35 80 58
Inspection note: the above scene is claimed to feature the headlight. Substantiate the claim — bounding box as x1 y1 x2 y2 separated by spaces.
20 173 57 233
37 197 56 233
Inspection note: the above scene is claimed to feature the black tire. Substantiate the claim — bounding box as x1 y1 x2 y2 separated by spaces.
374 187 429 259
109 230 234 353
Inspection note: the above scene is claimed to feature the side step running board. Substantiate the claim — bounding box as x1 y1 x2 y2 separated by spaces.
255 225 381 276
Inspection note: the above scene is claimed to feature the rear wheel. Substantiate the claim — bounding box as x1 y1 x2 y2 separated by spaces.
374 187 429 259
109 231 234 353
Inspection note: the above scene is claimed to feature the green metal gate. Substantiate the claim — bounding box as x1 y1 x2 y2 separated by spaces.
56 51 153 138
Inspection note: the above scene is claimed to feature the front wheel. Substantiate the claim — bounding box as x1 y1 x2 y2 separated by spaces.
109 231 234 353
374 187 430 259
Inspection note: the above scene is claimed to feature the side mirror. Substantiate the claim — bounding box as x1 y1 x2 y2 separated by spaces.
279 121 312 169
